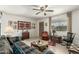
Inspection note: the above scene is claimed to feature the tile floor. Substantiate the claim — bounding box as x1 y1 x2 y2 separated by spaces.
22 38 69 54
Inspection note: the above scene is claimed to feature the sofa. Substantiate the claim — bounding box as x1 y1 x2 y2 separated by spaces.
0 35 13 54
0 35 54 54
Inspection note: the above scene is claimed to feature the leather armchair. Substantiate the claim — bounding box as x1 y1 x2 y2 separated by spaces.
41 31 49 41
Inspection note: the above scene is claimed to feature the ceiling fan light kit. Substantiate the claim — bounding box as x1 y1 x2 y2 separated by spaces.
44 13 46 16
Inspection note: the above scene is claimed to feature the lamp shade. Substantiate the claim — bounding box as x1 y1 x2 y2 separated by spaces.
5 26 14 35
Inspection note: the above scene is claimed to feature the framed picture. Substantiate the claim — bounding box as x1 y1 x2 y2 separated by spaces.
32 23 35 29
18 21 24 30
18 21 31 30
13 22 17 29
8 21 12 26
8 21 17 29
45 23 47 26
25 22 31 29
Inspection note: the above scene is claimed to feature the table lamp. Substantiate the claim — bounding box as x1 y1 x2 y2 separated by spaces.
5 25 14 37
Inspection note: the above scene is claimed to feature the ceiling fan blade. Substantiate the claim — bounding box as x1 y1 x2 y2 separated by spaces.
33 9 40 11
44 13 46 16
45 5 48 9
0 12 3 15
36 12 41 15
45 10 54 12
31 5 39 7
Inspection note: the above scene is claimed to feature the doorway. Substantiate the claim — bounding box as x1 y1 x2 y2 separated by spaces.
0 23 1 36
39 22 44 37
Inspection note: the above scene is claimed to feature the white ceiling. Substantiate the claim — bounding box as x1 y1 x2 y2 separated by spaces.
0 5 79 18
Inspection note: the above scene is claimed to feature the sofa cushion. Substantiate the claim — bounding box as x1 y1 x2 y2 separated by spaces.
8 36 22 45
42 49 54 54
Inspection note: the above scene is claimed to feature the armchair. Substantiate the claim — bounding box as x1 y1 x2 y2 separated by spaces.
41 31 49 41
63 32 75 47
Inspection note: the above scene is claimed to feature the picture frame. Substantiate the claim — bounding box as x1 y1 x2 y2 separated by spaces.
32 23 35 29
18 21 31 30
18 21 25 30
8 21 17 29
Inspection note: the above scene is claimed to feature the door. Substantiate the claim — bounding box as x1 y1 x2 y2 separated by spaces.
0 23 1 36
39 22 44 37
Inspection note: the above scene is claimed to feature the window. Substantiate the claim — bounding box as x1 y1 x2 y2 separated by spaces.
51 20 67 31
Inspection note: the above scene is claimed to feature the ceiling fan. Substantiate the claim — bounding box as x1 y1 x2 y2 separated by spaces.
33 5 54 16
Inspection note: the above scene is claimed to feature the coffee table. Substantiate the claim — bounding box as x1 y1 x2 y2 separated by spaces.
31 41 48 52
